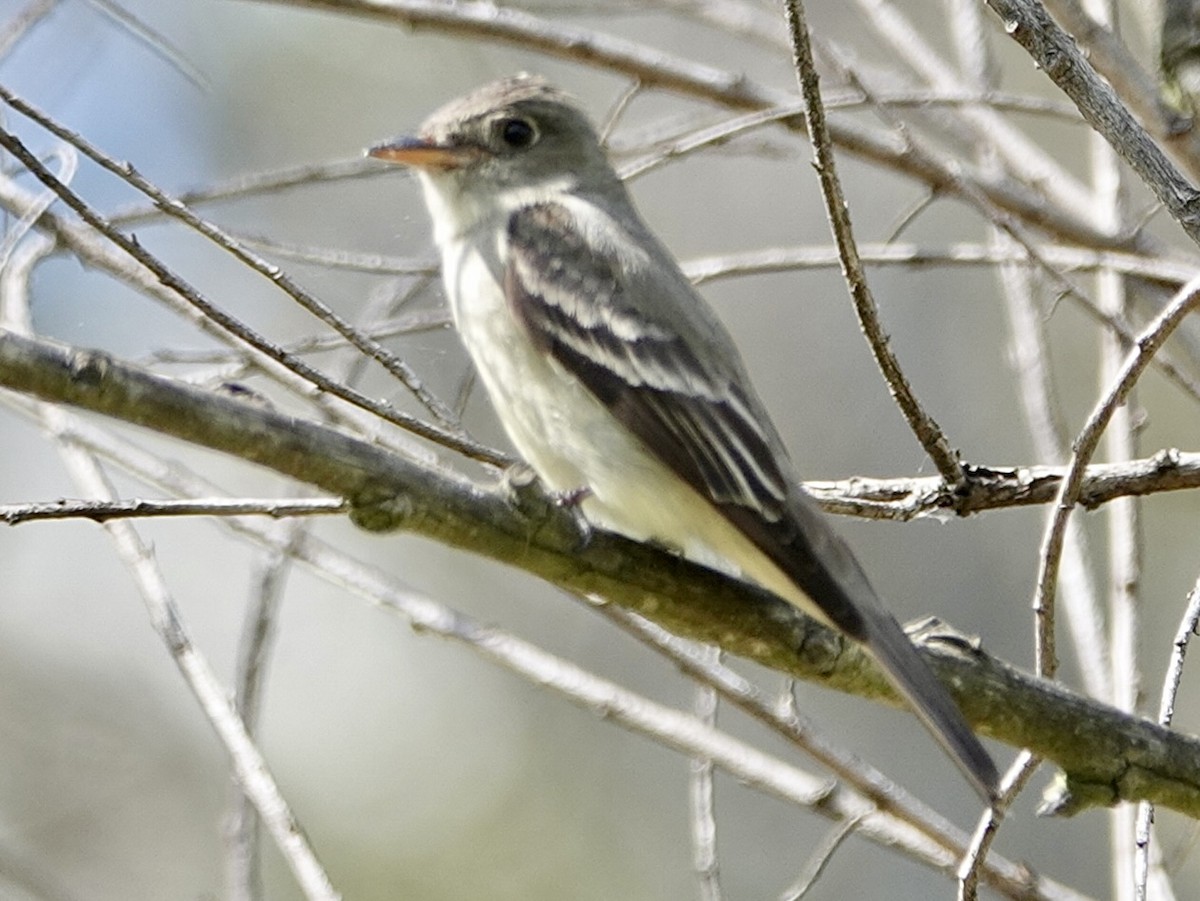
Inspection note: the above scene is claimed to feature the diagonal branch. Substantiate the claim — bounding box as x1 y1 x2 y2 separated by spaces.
782 0 964 484
4 328 1200 817
985 0 1200 247
246 0 1158 254
1041 0 1200 178
0 120 503 465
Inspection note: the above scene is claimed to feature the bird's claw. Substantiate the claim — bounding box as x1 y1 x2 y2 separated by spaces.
499 464 593 548
552 485 592 508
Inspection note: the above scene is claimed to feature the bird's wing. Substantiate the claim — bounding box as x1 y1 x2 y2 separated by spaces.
504 200 868 636
504 203 784 507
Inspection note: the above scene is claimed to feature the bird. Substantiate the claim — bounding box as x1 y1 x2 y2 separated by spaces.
366 74 999 802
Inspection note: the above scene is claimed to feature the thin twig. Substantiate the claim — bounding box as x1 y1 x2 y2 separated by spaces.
599 78 643 144
957 752 1041 900
1134 575 1200 899
643 0 786 50
996 255 1109 698
683 242 1199 288
0 496 345 525
782 0 966 485
0 84 465 431
0 119 506 466
1033 273 1200 679
225 231 438 275
82 0 209 91
684 242 1200 408
0 0 59 59
616 89 1086 184
109 156 386 226
985 0 1200 247
0 144 75 273
689 646 723 901
1081 2 1149 892
225 522 302 901
781 813 865 900
143 305 449 367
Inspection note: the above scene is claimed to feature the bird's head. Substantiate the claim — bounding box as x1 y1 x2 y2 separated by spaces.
368 75 620 239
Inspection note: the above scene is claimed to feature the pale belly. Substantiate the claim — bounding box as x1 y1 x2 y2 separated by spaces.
444 238 814 613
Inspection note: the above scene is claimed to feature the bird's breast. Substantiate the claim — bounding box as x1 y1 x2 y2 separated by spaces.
439 235 808 601
443 234 604 494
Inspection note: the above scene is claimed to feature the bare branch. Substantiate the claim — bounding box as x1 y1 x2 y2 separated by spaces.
782 0 964 484
1033 275 1200 684
1041 0 1200 178
985 0 1200 246
0 115 503 465
247 0 1159 254
0 496 344 525
4 330 1200 816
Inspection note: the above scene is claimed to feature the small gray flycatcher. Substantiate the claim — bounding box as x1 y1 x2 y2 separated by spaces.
368 75 999 802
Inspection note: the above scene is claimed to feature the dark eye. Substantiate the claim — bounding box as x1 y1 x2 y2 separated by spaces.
498 117 537 149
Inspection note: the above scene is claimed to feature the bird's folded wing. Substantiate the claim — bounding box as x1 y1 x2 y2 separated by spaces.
504 202 787 513
503 201 870 637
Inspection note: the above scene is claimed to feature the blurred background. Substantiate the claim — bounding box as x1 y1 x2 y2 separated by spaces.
0 0 1198 898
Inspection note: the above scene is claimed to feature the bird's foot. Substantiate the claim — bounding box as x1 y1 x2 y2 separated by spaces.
499 464 593 548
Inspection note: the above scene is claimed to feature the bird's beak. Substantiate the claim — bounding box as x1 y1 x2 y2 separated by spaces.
366 136 479 172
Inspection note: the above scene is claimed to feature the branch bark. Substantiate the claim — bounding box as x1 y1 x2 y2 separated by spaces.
3 328 1200 817
985 0 1200 246
245 0 1161 255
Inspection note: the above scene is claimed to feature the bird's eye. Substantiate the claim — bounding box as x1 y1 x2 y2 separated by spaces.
497 117 537 149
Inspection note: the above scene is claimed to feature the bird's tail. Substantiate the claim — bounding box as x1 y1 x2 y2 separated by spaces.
862 609 999 803
711 491 999 801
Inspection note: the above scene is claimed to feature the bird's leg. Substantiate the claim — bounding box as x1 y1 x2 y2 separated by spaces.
499 463 594 548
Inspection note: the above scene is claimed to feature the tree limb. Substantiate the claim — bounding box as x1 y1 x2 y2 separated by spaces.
3 328 1199 817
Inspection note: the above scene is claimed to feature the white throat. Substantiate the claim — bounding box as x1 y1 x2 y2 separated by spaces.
417 171 580 251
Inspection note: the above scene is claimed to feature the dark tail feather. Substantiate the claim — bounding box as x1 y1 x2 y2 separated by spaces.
863 611 999 803
717 495 999 800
